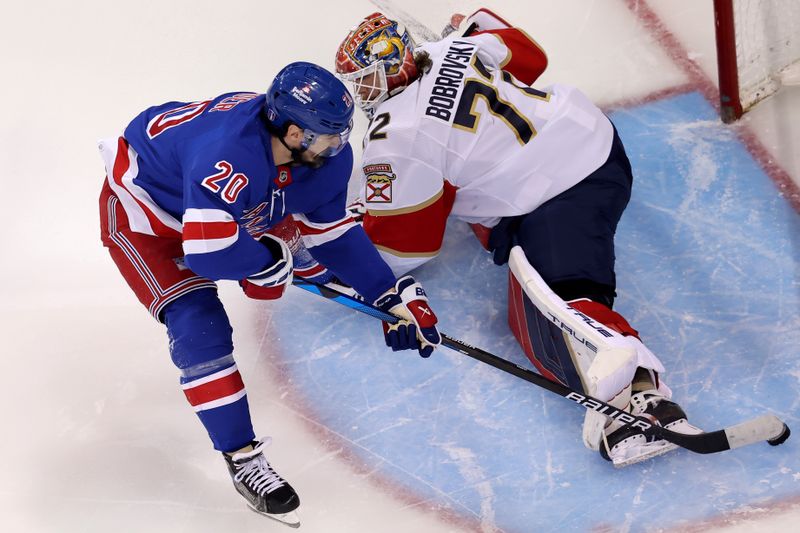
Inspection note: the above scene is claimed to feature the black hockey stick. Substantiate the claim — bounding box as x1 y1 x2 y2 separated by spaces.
292 279 790 455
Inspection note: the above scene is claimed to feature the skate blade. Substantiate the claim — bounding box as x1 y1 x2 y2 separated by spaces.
247 505 301 528
611 441 678 468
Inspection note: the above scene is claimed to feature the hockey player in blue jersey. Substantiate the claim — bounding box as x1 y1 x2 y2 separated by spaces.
98 61 441 526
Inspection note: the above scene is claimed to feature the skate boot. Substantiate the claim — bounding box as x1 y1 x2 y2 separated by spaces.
224 437 301 527
599 389 702 468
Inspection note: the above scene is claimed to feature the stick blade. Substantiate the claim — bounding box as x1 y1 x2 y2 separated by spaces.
725 414 788 449
767 423 791 446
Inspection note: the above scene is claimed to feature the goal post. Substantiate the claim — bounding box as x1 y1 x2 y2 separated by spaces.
714 0 800 123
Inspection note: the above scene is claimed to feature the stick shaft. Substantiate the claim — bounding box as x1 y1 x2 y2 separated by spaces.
293 279 787 454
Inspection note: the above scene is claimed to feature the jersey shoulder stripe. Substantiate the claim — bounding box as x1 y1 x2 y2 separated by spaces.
182 208 239 254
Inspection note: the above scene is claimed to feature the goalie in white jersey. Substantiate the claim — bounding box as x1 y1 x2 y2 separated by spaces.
335 9 702 467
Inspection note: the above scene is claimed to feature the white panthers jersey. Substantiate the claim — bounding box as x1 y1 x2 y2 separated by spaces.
359 33 614 275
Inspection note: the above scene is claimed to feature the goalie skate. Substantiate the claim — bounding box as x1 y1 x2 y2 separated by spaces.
224 437 301 528
600 390 702 468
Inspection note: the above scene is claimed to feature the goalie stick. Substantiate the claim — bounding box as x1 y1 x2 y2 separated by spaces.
292 278 790 456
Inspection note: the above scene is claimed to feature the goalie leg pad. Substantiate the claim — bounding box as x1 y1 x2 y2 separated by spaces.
509 247 642 397
508 271 587 392
508 247 673 451
566 299 675 451
568 299 639 338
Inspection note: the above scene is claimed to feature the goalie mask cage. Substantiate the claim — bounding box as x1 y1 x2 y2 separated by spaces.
714 0 800 122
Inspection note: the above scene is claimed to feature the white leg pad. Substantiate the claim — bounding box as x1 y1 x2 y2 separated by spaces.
509 246 668 398
508 246 673 450
582 384 631 450
586 345 638 402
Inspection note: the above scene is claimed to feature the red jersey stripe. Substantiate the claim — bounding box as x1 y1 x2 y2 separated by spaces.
183 220 238 241
112 137 131 181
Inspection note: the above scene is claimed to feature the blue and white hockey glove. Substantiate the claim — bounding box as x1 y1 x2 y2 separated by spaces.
240 234 293 300
374 276 441 358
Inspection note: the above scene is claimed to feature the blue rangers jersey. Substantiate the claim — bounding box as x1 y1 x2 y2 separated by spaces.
99 91 394 302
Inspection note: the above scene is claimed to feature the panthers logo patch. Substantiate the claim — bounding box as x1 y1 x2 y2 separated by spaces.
364 163 396 203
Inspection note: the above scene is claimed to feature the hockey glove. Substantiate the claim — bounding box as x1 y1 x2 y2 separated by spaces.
487 215 524 265
240 234 293 300
374 276 441 358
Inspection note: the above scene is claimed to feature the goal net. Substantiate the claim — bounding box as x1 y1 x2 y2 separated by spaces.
714 0 800 122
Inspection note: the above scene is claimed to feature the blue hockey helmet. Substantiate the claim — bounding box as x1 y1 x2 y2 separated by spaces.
265 61 354 158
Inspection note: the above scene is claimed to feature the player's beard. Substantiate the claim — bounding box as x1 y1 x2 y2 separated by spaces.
276 132 324 169
291 148 324 169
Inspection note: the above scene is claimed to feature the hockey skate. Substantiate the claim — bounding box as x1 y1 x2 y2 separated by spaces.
224 437 301 528
600 390 702 468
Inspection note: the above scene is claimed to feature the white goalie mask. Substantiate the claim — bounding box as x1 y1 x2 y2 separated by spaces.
335 12 419 119
337 62 390 119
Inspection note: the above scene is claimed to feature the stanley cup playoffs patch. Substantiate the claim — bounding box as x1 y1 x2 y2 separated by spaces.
364 163 396 203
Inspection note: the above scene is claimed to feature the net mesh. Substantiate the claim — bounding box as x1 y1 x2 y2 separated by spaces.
734 0 800 109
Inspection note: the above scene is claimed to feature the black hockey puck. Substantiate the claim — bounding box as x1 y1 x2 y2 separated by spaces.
767 423 791 446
